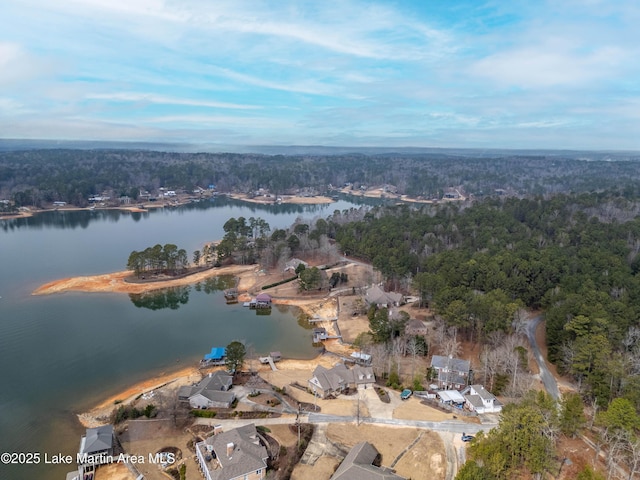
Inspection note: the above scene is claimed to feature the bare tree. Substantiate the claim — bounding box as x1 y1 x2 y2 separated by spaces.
405 335 425 381
440 337 462 358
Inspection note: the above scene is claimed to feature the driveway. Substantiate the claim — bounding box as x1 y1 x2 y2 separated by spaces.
359 386 401 419
526 315 560 400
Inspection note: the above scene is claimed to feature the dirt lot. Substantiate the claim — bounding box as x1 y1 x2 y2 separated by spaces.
94 463 136 480
119 418 199 480
292 455 341 480
315 423 446 480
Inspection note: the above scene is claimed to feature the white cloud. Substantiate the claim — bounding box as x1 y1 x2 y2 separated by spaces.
85 92 260 110
470 42 627 89
0 42 56 88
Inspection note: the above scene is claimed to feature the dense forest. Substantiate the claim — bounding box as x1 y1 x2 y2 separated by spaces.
331 195 640 408
3 148 640 208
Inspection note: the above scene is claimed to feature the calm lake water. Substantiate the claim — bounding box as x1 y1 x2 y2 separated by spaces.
0 195 381 480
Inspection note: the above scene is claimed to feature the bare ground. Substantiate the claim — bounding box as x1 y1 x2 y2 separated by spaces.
94 463 136 480
308 423 448 480
119 418 199 480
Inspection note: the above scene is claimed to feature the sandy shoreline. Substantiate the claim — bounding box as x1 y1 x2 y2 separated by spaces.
32 264 258 296
78 365 203 428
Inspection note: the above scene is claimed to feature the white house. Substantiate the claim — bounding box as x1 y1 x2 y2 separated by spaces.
464 385 502 414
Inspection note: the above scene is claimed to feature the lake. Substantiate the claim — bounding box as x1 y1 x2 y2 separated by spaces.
0 195 382 480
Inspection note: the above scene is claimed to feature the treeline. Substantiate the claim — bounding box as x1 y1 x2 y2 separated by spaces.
127 243 190 277
332 194 640 409
5 149 640 206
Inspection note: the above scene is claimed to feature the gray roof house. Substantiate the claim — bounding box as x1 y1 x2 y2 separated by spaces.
365 285 404 308
331 442 406 480
80 425 114 456
308 364 375 399
464 384 502 414
195 424 268 480
78 425 115 470
178 371 235 409
430 355 471 389
284 258 309 272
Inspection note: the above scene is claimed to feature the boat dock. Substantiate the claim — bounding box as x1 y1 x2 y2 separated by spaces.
258 351 281 371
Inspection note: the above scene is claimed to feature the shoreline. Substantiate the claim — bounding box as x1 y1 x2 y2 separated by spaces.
75 352 338 429
0 193 336 221
32 264 258 296
0 190 456 222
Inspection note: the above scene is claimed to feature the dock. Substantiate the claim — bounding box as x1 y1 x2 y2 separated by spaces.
201 346 226 366
308 315 338 323
247 293 272 309
259 352 281 371
312 327 341 343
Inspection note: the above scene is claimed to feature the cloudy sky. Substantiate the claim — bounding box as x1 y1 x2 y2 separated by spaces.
1 0 639 150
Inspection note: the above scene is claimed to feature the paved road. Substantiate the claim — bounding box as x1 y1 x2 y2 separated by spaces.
195 412 495 435
308 413 494 434
526 315 560 400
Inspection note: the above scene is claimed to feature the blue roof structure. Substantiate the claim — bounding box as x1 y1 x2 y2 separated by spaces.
204 347 226 360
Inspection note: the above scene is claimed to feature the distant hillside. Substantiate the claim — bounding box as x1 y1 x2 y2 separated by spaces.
1 145 640 207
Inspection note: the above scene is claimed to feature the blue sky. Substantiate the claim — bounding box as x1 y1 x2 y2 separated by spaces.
1 0 639 150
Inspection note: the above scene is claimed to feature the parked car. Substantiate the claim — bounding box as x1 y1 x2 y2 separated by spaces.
461 433 475 442
400 389 413 400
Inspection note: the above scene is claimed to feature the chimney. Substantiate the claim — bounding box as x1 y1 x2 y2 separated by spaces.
226 442 234 457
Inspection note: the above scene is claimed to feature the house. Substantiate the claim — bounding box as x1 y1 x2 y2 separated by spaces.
309 365 348 398
79 425 114 458
308 364 375 398
365 285 403 308
430 355 471 390
53 201 67 207
405 319 429 336
284 258 308 273
330 442 406 480
78 425 114 469
464 385 502 414
70 424 116 480
178 371 235 409
195 424 268 480
352 365 376 389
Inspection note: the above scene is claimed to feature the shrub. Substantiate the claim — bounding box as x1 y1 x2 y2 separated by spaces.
144 404 158 418
113 405 145 423
261 276 298 290
190 410 217 418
